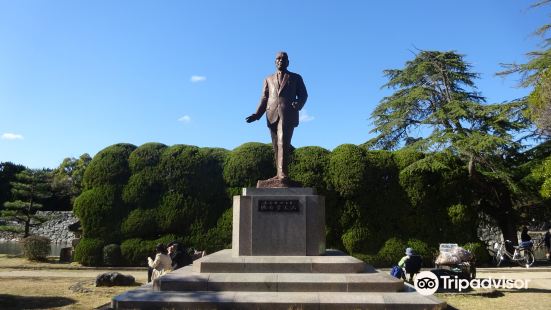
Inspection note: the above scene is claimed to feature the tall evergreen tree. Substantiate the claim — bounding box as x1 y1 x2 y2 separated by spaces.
0 162 26 210
367 50 533 243
1 170 51 237
498 0 551 135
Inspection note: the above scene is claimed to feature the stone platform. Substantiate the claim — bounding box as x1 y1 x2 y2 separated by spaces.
233 188 325 256
112 250 446 309
193 249 366 273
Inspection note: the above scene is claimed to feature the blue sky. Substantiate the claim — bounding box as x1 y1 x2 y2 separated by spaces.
0 0 547 169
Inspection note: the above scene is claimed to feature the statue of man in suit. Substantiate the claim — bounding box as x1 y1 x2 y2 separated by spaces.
246 52 308 187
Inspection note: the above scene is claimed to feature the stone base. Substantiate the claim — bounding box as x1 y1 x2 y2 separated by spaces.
232 188 325 256
112 250 446 309
193 249 366 273
113 290 446 310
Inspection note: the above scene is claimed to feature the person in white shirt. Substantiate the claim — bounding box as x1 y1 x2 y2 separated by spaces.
147 243 172 283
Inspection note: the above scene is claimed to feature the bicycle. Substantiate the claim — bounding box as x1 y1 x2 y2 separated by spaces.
493 240 535 268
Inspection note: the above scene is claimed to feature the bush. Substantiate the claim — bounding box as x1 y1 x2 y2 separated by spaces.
73 185 126 242
354 253 386 268
327 144 367 198
83 143 136 189
462 242 490 265
200 207 233 253
377 238 406 267
121 235 180 266
103 244 122 266
289 146 330 190
341 226 376 255
20 235 51 261
122 168 163 209
406 239 436 267
223 142 274 188
74 238 105 266
121 208 159 239
128 142 167 173
158 144 204 193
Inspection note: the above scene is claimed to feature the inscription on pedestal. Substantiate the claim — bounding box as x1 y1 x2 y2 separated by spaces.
258 200 299 212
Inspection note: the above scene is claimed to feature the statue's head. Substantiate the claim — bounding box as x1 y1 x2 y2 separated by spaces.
275 51 289 71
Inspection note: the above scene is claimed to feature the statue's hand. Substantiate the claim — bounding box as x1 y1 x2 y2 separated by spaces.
291 102 299 110
246 114 259 123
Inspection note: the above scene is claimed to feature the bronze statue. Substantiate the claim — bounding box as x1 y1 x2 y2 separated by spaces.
246 52 308 187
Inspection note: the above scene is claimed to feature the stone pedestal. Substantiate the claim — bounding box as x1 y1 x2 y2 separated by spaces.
232 188 325 256
112 187 446 309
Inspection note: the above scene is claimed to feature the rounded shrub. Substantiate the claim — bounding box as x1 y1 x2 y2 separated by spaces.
121 235 180 266
121 208 159 239
158 144 204 193
121 238 152 266
128 142 167 173
223 142 274 188
83 143 136 189
122 168 163 209
193 148 231 217
327 144 367 198
406 239 436 267
462 242 490 265
289 146 330 190
200 207 233 254
103 243 123 266
341 226 376 255
393 148 424 170
377 238 407 267
73 185 126 242
156 192 208 235
74 238 105 266
20 235 51 261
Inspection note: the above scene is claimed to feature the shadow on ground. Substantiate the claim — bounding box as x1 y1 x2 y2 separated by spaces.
0 294 75 309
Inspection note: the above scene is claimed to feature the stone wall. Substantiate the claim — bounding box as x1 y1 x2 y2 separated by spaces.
30 211 78 243
477 213 503 250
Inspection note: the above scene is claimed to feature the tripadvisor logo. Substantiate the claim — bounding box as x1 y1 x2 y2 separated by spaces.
414 271 439 295
413 271 531 295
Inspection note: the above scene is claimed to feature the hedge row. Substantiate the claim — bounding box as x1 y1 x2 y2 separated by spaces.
74 142 482 266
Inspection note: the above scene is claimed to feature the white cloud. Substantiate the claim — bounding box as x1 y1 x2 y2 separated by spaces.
299 109 315 122
1 133 24 140
190 75 207 83
178 115 191 123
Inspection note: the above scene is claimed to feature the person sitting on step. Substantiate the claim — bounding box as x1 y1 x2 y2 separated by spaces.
398 247 422 282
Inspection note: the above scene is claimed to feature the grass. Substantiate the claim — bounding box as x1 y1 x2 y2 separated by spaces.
0 254 146 309
0 277 136 309
437 289 551 310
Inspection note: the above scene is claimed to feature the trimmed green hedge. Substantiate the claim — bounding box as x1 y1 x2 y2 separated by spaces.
328 144 367 198
121 234 181 266
103 243 123 266
83 143 136 189
73 141 488 266
223 142 274 188
73 185 126 242
74 238 105 266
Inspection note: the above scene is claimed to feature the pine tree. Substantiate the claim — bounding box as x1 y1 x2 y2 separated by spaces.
498 0 551 135
1 170 51 237
367 50 533 244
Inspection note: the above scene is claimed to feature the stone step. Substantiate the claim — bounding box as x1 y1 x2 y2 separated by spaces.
155 266 403 293
112 289 446 309
194 249 366 273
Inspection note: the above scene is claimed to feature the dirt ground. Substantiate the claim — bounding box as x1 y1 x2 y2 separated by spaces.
436 268 551 309
1 254 551 309
0 255 147 309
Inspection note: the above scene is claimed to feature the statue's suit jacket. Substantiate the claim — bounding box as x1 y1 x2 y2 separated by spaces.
254 71 308 128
